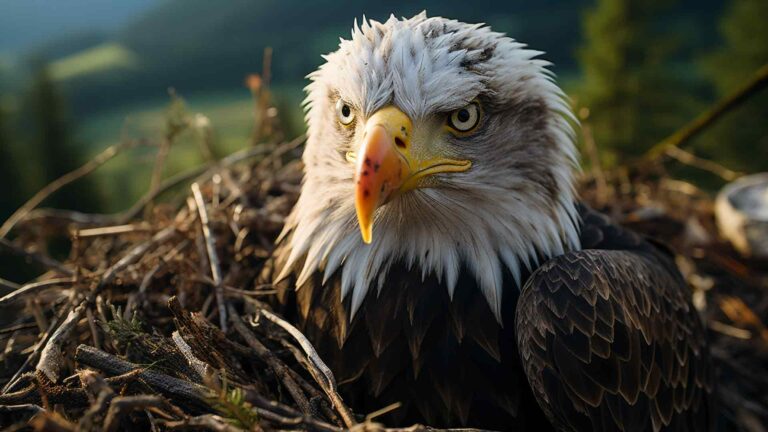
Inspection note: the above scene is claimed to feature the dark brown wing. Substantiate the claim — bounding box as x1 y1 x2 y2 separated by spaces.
516 248 713 432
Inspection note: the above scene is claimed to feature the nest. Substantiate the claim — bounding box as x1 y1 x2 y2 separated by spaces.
1 129 767 431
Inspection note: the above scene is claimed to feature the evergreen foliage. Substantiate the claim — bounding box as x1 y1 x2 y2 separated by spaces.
0 103 23 221
20 64 102 212
577 0 696 165
699 0 768 172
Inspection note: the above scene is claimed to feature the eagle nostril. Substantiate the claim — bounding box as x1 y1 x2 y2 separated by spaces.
395 137 406 149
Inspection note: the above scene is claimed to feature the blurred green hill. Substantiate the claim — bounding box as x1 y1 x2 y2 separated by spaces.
5 0 722 117
52 0 590 115
0 0 155 54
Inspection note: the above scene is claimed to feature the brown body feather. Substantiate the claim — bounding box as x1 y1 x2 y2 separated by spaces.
266 204 713 430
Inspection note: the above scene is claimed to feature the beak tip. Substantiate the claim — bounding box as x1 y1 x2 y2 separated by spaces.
361 226 372 244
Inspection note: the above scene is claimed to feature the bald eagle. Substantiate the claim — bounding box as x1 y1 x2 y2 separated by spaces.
266 12 713 431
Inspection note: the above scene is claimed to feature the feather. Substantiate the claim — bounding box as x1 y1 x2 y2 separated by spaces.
516 239 712 431
268 12 713 430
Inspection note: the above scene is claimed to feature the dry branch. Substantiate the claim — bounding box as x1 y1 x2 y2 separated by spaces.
160 414 249 432
76 223 152 238
2 296 78 393
0 139 149 238
171 330 211 382
102 395 175 432
0 277 21 291
97 226 178 291
192 182 227 331
37 303 85 383
664 146 743 181
29 411 78 432
75 344 214 413
645 63 768 161
257 309 356 428
0 403 45 416
0 277 75 308
228 304 313 417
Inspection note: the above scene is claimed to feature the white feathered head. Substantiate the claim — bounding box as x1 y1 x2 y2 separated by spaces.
279 12 580 321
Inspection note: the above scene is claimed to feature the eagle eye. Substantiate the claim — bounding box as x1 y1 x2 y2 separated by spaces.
447 102 481 133
335 99 355 125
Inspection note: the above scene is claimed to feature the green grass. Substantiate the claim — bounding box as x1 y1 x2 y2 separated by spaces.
50 43 139 81
77 87 305 213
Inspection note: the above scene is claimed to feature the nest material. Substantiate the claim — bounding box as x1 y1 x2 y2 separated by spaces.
0 138 767 431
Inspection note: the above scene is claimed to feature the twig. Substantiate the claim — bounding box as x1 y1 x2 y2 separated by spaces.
247 395 342 431
160 414 248 432
122 144 274 223
663 146 743 181
244 392 343 432
193 114 217 162
0 139 148 238
76 223 153 238
710 321 752 340
28 297 49 333
0 277 75 308
224 286 277 297
74 344 214 412
142 241 190 294
188 275 276 298
14 142 281 233
145 144 171 214
97 226 177 291
77 370 116 430
86 306 101 350
644 63 768 161
29 411 78 432
379 427 498 432
79 369 113 402
256 309 356 428
146 102 186 218
125 239 190 318
2 296 77 394
366 402 402 423
0 403 45 416
256 134 306 171
18 209 119 231
0 276 21 290
0 374 37 405
192 183 227 331
103 395 175 432
172 330 212 382
120 162 215 223
0 238 73 276
168 297 252 384
0 322 39 336
227 304 313 416
37 303 85 383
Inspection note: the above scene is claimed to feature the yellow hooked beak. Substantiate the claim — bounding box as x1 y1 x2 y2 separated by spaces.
352 106 472 244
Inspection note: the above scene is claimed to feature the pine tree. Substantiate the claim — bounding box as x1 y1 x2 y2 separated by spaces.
699 0 768 173
22 64 102 212
0 103 23 221
577 0 690 165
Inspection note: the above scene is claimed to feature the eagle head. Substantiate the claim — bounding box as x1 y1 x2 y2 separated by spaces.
279 12 581 320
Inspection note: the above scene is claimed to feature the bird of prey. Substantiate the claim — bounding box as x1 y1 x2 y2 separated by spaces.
266 12 713 431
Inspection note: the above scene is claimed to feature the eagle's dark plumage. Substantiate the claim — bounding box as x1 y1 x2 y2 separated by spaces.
268 206 713 430
265 12 714 431
516 207 713 431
